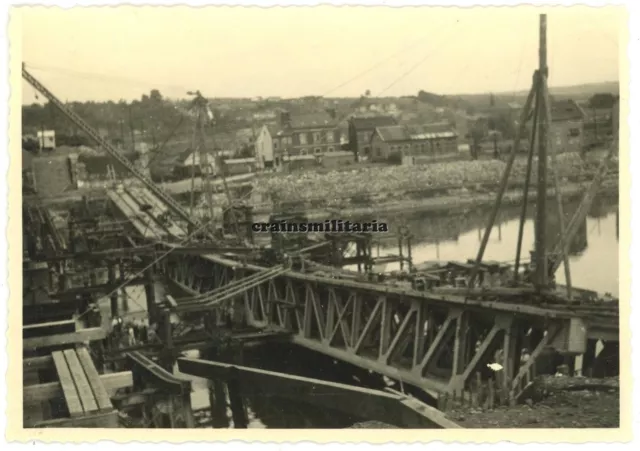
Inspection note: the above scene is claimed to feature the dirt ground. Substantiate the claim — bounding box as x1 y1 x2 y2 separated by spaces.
445 376 620 428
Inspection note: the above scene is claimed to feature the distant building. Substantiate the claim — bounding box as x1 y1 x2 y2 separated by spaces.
254 125 275 169
174 148 235 177
265 111 344 166
582 107 615 149
280 154 317 172
550 99 585 154
348 116 398 158
318 150 355 169
369 122 458 163
36 130 56 150
252 110 277 121
221 158 257 176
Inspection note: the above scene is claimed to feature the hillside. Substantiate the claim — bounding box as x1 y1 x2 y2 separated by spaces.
454 81 619 107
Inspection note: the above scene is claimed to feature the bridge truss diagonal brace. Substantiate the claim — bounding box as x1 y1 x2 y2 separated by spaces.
163 252 611 402
447 314 515 393
176 267 287 313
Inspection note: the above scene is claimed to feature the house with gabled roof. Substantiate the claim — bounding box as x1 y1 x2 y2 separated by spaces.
369 122 459 163
550 99 586 154
348 115 398 158
255 110 347 169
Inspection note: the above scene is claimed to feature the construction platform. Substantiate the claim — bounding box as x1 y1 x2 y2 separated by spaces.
23 347 127 428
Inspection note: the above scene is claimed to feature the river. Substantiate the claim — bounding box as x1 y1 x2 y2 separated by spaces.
371 193 619 297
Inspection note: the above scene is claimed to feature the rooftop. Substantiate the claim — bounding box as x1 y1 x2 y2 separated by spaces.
289 112 337 129
350 116 397 130
373 122 457 143
551 99 585 122
376 125 411 142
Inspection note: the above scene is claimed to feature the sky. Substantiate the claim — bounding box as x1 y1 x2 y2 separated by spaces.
18 5 623 103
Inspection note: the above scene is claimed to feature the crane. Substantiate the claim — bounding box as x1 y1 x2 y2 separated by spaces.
22 64 207 235
186 90 241 240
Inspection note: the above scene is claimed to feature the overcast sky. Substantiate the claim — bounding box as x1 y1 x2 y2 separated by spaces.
19 6 623 103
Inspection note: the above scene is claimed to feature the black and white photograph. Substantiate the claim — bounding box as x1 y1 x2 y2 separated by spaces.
10 3 629 439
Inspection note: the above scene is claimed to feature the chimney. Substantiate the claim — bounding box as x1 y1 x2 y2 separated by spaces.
280 111 291 128
326 108 337 120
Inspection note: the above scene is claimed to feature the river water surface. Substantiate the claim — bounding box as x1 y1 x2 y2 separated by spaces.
373 194 619 297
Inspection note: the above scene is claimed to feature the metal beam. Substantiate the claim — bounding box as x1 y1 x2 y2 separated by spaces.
24 372 133 404
178 358 460 429
126 351 191 395
23 327 107 350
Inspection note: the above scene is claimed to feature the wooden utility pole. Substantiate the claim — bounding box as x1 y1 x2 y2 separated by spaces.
128 105 136 152
119 120 125 149
534 14 549 289
471 14 575 295
187 90 239 238
195 100 216 228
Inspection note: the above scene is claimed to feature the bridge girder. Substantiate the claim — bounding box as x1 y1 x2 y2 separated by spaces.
159 253 619 400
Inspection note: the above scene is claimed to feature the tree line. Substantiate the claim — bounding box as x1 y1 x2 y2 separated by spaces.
21 89 243 150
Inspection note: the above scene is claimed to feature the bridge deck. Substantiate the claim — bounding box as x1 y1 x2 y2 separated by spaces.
127 186 186 238
198 249 618 326
107 190 168 239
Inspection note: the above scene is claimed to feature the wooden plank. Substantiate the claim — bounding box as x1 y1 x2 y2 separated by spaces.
76 347 113 412
30 410 118 428
23 327 106 350
23 355 53 372
24 371 133 404
51 351 84 417
63 349 99 414
23 319 76 330
116 190 168 239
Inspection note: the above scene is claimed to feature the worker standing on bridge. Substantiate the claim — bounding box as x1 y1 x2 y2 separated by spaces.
133 318 143 342
139 319 149 343
127 324 136 347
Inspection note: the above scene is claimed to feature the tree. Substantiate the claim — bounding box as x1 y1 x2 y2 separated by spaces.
469 120 486 160
417 90 447 107
588 93 616 109
150 89 163 103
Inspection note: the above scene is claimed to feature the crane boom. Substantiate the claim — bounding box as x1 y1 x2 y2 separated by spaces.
22 65 202 231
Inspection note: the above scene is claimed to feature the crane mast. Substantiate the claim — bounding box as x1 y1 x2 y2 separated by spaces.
22 64 204 233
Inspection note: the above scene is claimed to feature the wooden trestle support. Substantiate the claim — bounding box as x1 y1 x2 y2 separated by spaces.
158 253 619 402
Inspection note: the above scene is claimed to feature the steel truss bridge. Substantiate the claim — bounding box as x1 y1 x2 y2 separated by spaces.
21 17 620 419
159 245 618 400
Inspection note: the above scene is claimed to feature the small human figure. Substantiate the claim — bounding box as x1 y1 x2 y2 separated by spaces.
139 320 149 343
128 325 136 347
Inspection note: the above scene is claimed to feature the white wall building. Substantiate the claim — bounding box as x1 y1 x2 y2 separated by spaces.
254 125 274 169
37 130 55 150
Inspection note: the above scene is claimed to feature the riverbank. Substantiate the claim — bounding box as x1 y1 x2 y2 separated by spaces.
445 376 619 428
253 177 618 221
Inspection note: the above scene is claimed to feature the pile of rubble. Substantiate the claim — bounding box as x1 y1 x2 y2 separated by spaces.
254 152 603 209
445 376 619 428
